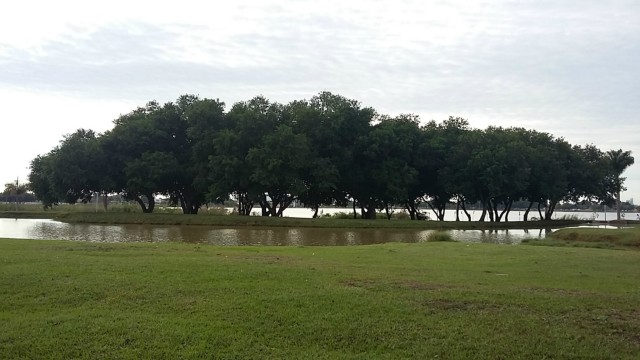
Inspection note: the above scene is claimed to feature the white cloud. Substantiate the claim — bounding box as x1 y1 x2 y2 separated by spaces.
1 0 639 200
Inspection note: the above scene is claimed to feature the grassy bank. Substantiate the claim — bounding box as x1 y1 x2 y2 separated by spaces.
1 239 639 359
47 212 584 230
0 211 55 219
524 226 640 250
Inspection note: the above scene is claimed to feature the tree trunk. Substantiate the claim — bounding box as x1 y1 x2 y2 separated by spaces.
133 193 155 213
237 192 254 216
367 203 376 219
427 201 445 221
312 205 319 219
479 200 487 222
459 199 472 221
275 196 295 217
352 200 357 219
385 205 392 220
545 200 557 221
405 200 417 220
537 202 543 220
524 201 533 222
359 202 376 219
487 200 495 222
490 199 498 222
501 199 513 222
102 192 108 211
616 191 622 221
259 195 269 216
455 198 460 222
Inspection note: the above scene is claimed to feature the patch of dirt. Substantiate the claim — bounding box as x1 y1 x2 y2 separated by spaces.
223 254 293 264
340 279 378 290
393 280 453 291
582 309 640 345
423 299 506 312
524 287 596 298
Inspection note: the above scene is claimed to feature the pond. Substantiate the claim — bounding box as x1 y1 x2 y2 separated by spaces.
0 218 567 245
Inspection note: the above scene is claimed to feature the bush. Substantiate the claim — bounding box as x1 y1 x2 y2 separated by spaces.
427 231 453 242
323 211 357 219
201 207 229 216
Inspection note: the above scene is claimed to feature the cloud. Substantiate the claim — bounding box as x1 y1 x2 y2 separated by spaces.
1 0 639 199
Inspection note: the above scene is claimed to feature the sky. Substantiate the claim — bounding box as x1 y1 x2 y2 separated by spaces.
1 0 639 203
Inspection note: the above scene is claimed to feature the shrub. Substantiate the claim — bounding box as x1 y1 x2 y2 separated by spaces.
427 231 453 242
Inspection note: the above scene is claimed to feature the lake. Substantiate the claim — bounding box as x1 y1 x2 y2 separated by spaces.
0 218 570 245
280 207 640 222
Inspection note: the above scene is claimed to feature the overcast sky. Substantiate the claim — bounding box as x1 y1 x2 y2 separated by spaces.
2 0 639 203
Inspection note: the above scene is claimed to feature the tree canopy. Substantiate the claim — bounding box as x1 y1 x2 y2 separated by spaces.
28 92 634 221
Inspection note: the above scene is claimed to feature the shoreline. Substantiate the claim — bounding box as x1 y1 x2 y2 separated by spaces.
0 211 590 230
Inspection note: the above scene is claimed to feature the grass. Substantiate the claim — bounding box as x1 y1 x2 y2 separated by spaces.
1 239 639 359
426 231 453 242
524 226 640 250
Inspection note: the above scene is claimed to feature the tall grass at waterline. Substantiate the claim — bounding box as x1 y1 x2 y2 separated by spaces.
542 226 640 250
426 231 453 242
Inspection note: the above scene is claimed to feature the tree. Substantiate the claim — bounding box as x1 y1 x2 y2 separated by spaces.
303 92 375 218
606 149 635 221
288 99 340 217
357 114 422 220
209 96 283 216
247 124 311 216
455 127 530 222
566 145 610 206
100 102 160 212
28 154 59 209
3 179 28 210
102 95 225 214
183 96 228 205
52 129 104 205
520 133 572 221
424 117 470 221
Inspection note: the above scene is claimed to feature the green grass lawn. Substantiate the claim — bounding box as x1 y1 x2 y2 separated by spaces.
1 239 639 359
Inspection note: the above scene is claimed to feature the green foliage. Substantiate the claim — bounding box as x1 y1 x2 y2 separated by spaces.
427 231 454 242
321 211 355 219
27 92 630 222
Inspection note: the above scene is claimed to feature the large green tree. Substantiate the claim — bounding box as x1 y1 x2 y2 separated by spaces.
247 123 311 216
605 149 635 221
100 102 161 212
424 117 470 221
102 95 225 214
288 99 340 218
2 179 29 210
28 154 59 209
357 114 423 220
520 132 572 221
306 92 375 218
209 96 284 216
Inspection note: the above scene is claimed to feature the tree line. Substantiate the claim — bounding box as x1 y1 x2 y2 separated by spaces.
28 92 635 221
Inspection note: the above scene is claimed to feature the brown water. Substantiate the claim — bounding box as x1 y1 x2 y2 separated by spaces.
0 219 561 245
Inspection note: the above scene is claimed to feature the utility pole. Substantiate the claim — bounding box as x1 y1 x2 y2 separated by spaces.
15 177 19 211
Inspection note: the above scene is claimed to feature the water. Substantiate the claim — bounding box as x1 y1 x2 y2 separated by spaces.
279 207 640 222
0 218 566 245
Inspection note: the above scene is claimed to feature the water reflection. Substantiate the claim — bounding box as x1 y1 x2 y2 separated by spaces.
1 218 559 246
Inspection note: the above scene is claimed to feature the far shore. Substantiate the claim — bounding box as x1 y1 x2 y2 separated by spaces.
0 210 595 230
